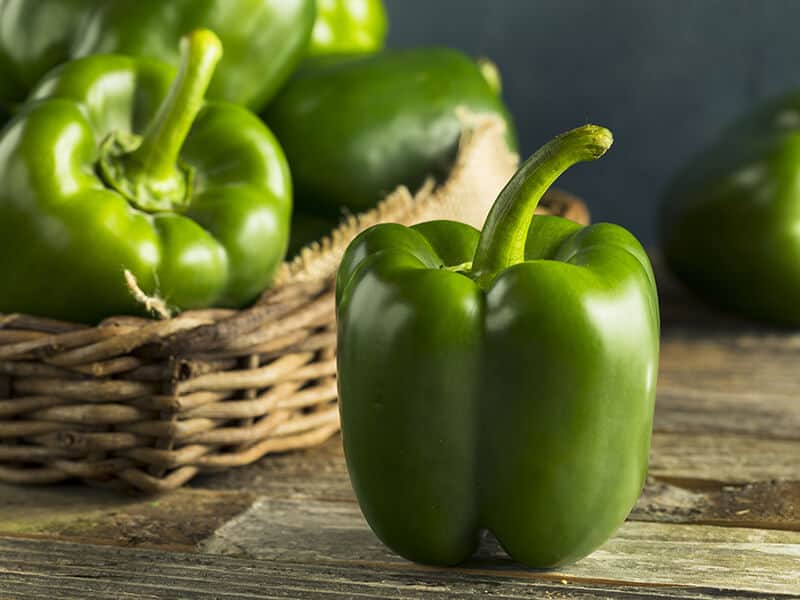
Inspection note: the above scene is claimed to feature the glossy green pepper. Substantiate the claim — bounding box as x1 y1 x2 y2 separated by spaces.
0 0 315 112
336 125 659 567
661 93 800 325
308 0 387 57
0 29 291 324
265 47 516 218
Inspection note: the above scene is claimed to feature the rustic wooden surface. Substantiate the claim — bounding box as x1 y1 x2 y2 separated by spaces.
0 260 798 599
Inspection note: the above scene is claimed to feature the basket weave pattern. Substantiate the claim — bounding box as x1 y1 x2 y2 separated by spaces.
0 116 588 492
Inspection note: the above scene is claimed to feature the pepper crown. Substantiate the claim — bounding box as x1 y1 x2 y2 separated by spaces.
470 124 613 288
98 29 223 213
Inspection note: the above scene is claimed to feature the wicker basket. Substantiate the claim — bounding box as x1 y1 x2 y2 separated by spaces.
0 115 589 493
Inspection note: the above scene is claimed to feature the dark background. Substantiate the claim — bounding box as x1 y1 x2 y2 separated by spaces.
385 0 796 244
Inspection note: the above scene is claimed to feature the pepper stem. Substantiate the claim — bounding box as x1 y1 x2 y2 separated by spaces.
98 29 222 212
470 125 613 288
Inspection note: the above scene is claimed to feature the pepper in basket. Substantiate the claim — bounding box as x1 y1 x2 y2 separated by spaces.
0 29 292 324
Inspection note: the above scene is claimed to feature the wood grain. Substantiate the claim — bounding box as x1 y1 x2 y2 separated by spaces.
656 338 800 440
198 497 800 596
0 535 794 600
0 484 255 549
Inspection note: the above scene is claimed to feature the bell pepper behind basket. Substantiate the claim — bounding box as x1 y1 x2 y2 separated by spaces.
0 0 316 112
266 46 516 254
0 29 292 324
336 125 659 567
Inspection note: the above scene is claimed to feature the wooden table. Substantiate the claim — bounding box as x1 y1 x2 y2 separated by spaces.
0 262 798 599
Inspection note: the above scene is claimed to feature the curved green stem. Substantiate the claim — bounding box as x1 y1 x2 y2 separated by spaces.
99 29 222 212
470 125 613 288
130 29 221 181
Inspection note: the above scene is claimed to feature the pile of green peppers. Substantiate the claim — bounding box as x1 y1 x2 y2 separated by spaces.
0 0 515 322
0 0 662 573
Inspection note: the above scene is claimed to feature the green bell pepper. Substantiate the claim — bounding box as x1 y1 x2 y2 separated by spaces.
265 47 516 218
0 29 291 324
308 0 387 57
661 93 800 325
336 125 659 567
0 0 315 112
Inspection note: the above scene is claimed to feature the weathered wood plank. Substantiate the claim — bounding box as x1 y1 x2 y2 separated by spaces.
0 536 792 599
632 478 800 531
198 497 800 596
655 383 799 440
656 334 800 440
649 432 799 483
0 483 255 548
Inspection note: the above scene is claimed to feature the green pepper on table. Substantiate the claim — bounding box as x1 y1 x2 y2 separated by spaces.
266 47 516 225
661 93 800 325
308 0 387 57
0 29 291 324
336 125 659 567
0 0 315 113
